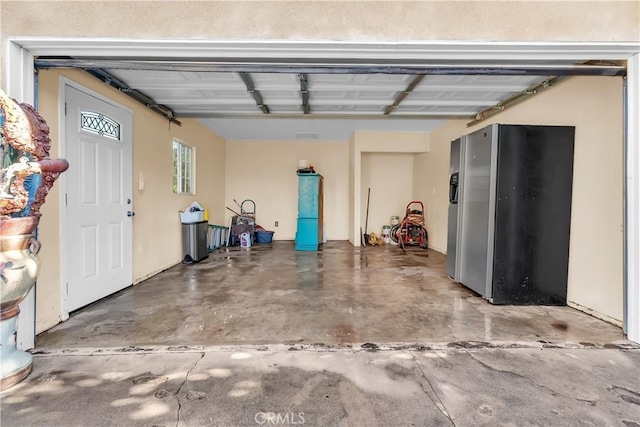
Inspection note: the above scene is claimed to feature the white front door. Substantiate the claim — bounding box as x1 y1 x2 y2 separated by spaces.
64 84 133 312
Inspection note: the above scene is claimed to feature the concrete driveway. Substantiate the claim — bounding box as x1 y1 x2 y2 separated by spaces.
2 342 639 426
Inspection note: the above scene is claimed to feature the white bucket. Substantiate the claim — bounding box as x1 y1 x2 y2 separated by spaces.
240 232 252 248
382 225 391 244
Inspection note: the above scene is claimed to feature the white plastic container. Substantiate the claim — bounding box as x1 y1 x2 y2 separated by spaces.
382 225 391 244
240 232 252 248
180 211 205 223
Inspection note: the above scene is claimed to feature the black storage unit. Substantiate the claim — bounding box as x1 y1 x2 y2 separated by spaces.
449 123 575 305
491 125 575 304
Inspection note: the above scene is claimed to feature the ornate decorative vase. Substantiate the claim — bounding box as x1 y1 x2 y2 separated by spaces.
1 90 69 390
0 216 40 390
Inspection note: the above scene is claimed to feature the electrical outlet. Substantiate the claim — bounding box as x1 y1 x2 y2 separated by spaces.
275 221 279 227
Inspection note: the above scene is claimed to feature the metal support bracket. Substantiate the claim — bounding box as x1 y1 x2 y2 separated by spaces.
239 72 270 114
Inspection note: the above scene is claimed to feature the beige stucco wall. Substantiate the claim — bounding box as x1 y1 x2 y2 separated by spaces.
414 76 624 323
1 1 638 88
1 1 638 42
224 140 349 241
361 153 414 238
36 69 225 333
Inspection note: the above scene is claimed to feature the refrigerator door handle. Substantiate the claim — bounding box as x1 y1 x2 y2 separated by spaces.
449 172 459 204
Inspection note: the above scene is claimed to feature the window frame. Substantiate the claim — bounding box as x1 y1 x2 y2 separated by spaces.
172 139 195 195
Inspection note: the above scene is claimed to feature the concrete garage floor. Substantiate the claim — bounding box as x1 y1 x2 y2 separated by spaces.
3 242 640 426
37 241 624 348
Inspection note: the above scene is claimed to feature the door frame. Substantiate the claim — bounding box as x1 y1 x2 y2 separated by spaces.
58 76 134 320
4 38 640 344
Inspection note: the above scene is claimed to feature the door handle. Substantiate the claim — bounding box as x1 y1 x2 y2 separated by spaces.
127 211 135 217
449 173 459 204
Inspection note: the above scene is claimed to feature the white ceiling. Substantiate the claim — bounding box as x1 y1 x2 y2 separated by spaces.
105 69 548 140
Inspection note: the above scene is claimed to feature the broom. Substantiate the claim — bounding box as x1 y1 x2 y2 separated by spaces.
363 188 370 246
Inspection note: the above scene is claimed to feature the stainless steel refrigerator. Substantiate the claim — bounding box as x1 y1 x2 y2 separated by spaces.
447 124 575 305
446 138 461 278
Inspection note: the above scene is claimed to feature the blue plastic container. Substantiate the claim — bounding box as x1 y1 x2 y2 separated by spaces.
255 231 274 244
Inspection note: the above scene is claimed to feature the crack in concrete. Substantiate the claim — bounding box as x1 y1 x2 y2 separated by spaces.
409 351 456 426
465 352 529 381
608 385 640 406
175 353 205 427
465 351 577 402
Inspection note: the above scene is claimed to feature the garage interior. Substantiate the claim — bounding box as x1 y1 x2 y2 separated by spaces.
27 48 631 349
1 1 638 421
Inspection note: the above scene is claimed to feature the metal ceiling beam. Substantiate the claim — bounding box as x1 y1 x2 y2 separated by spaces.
467 76 567 127
299 73 310 114
177 113 472 120
383 75 425 115
309 83 532 92
34 58 626 76
152 98 494 107
238 72 269 114
111 80 536 93
85 68 181 126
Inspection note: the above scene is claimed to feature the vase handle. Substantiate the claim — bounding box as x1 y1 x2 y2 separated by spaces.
29 237 41 255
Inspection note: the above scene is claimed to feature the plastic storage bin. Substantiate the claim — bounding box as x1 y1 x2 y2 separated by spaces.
255 231 274 243
180 211 205 223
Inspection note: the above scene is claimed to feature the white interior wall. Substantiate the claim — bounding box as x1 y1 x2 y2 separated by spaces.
361 153 414 238
224 140 349 240
415 76 625 324
350 131 429 245
413 148 448 253
224 133 426 245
